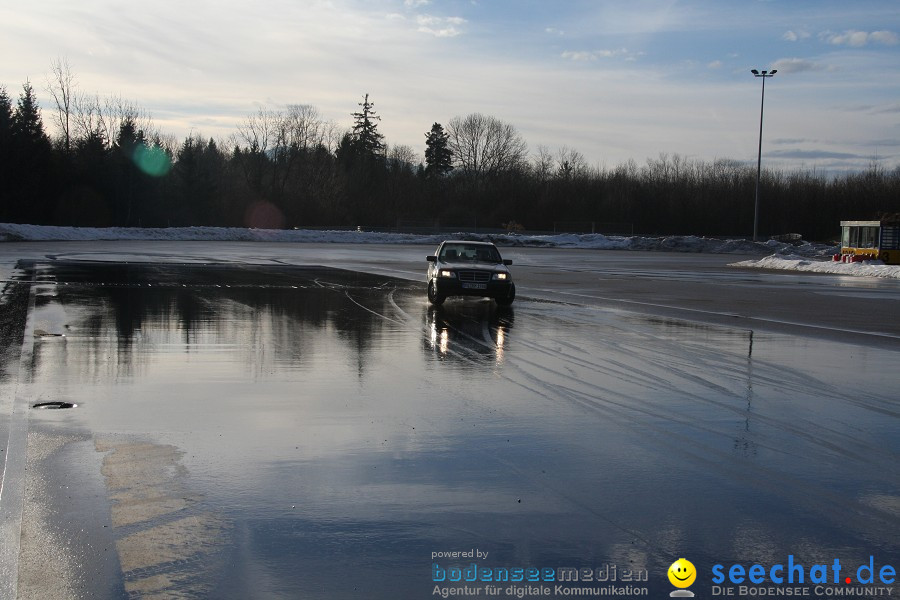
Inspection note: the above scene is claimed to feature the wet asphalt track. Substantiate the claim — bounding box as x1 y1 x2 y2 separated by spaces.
0 243 898 599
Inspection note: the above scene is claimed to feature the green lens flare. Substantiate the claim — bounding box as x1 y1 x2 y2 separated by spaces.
132 144 172 177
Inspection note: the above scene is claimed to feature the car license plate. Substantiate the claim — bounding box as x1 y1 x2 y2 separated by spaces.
462 283 487 290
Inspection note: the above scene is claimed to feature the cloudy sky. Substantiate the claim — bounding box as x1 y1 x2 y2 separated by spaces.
2 0 899 173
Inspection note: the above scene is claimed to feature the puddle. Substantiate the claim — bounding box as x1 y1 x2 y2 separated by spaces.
19 261 900 597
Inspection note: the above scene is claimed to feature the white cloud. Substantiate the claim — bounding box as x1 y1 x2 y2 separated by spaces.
404 0 430 7
561 48 631 61
771 58 823 74
708 60 723 69
545 27 565 36
782 29 810 42
416 14 466 37
869 30 899 45
828 30 872 46
821 29 898 47
561 51 593 61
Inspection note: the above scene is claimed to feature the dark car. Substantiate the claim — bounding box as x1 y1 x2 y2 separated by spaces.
426 241 515 306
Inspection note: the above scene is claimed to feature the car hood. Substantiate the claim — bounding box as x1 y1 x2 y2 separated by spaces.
439 261 508 272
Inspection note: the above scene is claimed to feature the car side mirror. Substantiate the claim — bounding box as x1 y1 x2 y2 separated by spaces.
503 259 513 265
426 255 437 262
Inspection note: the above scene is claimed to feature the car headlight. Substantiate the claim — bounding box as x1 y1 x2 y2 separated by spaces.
439 269 455 278
492 272 509 281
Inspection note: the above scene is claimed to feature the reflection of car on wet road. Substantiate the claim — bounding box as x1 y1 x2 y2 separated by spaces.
423 303 514 364
426 241 515 306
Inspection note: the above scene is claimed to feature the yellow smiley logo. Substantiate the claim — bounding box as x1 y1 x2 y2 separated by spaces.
668 558 696 588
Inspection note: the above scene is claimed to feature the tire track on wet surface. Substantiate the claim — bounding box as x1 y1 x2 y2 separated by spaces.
6 259 898 595
374 288 900 553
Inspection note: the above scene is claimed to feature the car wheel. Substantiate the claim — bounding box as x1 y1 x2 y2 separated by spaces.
427 280 445 306
495 283 515 306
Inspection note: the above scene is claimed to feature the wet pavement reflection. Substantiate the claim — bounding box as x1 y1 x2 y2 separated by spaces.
10 260 900 598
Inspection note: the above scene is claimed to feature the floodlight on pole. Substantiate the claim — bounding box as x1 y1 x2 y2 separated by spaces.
751 68 776 242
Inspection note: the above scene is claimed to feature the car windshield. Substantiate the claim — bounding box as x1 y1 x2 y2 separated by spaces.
439 244 502 263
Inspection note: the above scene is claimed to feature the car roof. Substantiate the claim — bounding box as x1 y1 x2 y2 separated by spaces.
440 240 496 246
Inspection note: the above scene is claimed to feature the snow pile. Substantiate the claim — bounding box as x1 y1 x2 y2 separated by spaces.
0 223 439 244
730 254 900 279
0 222 835 257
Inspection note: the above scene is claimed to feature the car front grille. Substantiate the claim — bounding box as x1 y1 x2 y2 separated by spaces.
457 271 491 283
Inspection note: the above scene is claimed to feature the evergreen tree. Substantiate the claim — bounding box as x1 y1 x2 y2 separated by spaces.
9 82 53 223
0 86 12 145
333 94 388 223
112 117 148 226
11 82 50 149
349 93 384 160
424 122 452 177
173 136 225 225
0 87 12 220
59 129 112 226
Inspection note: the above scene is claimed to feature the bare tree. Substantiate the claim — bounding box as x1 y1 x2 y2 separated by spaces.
282 104 329 151
45 57 76 153
234 106 278 154
386 144 418 173
272 105 322 195
103 95 158 147
556 146 588 179
321 120 342 154
233 103 335 198
232 106 277 193
237 103 334 157
446 113 527 179
533 145 554 182
71 92 107 145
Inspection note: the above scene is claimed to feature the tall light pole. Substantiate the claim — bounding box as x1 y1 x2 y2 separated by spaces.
751 68 776 242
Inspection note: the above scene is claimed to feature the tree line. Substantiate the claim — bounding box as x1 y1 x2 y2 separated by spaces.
1 62 899 241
